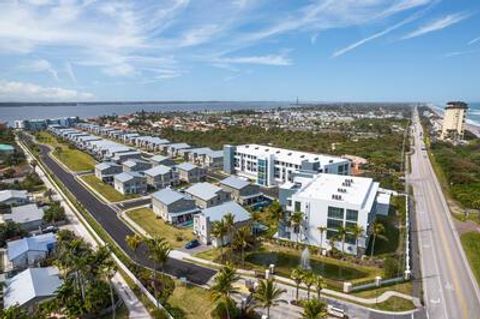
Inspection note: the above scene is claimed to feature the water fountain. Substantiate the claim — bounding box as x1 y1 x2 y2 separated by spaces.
300 247 311 270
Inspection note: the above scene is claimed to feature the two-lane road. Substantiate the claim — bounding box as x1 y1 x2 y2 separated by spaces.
408 109 480 318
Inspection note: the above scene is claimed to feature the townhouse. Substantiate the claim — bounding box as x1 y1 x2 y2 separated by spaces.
94 162 122 183
185 182 230 209
176 162 207 183
114 172 147 195
151 188 199 225
219 176 263 206
144 165 178 189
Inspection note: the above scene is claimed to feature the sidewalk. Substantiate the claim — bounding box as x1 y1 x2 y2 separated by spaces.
21 140 151 319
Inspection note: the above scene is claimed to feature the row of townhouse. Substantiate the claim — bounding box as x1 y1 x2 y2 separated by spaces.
75 122 224 168
150 175 263 246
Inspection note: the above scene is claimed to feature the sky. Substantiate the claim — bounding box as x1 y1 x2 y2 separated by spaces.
0 0 478 103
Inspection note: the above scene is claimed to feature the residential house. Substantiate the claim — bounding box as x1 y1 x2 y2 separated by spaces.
0 190 30 207
122 159 152 172
194 201 251 246
94 162 122 183
149 155 176 167
185 182 230 209
176 162 206 183
7 233 56 269
219 176 263 205
0 204 45 231
144 165 179 190
151 188 199 225
114 172 147 195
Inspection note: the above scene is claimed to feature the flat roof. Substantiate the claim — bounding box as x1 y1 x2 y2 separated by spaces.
235 144 346 166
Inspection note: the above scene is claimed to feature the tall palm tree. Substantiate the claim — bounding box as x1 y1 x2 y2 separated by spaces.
145 236 171 308
302 271 316 300
223 212 236 245
302 299 328 319
234 225 251 267
126 233 142 261
248 209 261 247
211 219 228 262
314 275 326 301
290 211 304 244
268 200 284 226
210 263 240 319
317 226 327 253
100 253 117 319
337 226 347 254
370 221 386 257
290 267 304 303
253 279 287 318
349 225 364 257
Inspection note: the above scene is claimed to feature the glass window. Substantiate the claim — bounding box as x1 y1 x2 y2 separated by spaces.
327 218 343 229
294 201 301 212
346 209 358 221
345 221 357 230
345 234 356 245
328 206 344 219
326 230 338 239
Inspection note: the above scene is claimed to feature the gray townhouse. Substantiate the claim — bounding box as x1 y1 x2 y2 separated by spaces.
144 165 179 190
114 172 147 195
0 190 30 207
219 176 263 206
149 155 176 167
151 188 199 225
175 162 207 183
185 182 230 209
94 162 122 183
122 159 152 172
6 233 56 270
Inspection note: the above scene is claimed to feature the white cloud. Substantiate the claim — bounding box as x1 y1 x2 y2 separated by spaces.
402 12 470 40
0 80 94 101
65 62 77 83
468 36 480 45
214 54 292 66
20 59 59 80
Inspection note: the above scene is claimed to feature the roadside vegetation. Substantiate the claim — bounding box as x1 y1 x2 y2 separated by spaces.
35 131 96 172
81 174 136 202
161 118 409 191
460 232 480 285
126 207 195 249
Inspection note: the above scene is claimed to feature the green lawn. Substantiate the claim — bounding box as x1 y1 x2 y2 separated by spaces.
371 296 416 312
126 208 195 248
352 281 412 298
35 131 96 172
461 232 480 285
82 174 136 202
168 283 214 319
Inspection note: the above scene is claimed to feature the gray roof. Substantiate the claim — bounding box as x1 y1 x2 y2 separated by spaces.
144 165 172 177
176 162 197 171
7 233 56 261
168 143 190 150
201 201 251 223
152 188 186 205
122 158 149 167
2 204 44 225
114 172 139 183
150 155 169 163
186 182 222 201
95 162 121 171
220 176 250 190
0 190 28 203
4 267 63 308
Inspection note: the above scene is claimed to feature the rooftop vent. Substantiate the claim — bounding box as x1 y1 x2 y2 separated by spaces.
288 152 292 156
276 151 281 154
300 155 305 158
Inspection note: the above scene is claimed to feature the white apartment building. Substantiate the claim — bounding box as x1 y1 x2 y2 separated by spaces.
224 144 350 187
278 173 384 256
440 101 468 141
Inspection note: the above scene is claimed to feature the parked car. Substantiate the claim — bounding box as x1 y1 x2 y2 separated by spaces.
41 226 59 234
185 239 200 249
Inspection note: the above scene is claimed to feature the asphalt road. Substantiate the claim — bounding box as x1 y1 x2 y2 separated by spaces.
37 144 216 285
408 109 480 319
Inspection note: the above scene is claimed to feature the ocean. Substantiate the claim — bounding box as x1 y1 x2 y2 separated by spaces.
0 101 289 126
430 102 480 127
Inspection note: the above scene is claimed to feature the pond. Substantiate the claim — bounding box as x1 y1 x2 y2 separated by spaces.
245 252 368 281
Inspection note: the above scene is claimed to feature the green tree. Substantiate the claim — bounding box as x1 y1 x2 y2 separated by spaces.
290 211 304 244
233 225 252 267
0 305 30 319
302 299 328 319
43 202 66 223
302 271 316 300
0 221 26 247
210 263 240 319
211 219 228 262
268 200 284 225
314 275 326 301
317 226 327 253
126 233 142 261
145 236 171 308
253 279 287 318
370 221 386 257
349 225 364 257
337 226 347 254
290 267 304 303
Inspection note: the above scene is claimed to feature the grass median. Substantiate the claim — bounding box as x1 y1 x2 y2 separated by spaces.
126 207 195 249
167 282 214 319
81 174 137 202
460 232 480 285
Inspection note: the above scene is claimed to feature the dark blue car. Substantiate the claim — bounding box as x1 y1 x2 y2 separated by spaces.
185 239 200 249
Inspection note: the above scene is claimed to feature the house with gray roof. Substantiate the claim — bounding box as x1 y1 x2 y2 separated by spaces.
0 190 30 207
165 143 191 157
184 148 223 169
7 233 56 269
194 201 251 246
175 162 207 183
144 165 178 190
3 267 63 312
219 176 263 205
185 182 230 209
111 150 142 163
114 172 147 195
1 204 45 231
149 155 176 167
94 162 122 183
122 158 152 172
151 188 199 225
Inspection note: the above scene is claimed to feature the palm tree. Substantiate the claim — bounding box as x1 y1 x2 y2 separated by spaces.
126 234 142 261
314 275 326 301
302 271 316 300
337 226 347 254
100 253 117 319
253 279 287 318
290 211 304 244
317 226 327 253
211 219 228 262
370 221 386 257
302 299 328 319
210 263 240 319
234 225 251 267
268 200 284 226
248 209 261 247
349 225 364 257
290 267 304 303
44 188 54 202
223 212 236 246
30 159 37 172
145 236 171 308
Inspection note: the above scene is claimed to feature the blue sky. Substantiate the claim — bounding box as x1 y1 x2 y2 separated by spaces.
0 0 478 102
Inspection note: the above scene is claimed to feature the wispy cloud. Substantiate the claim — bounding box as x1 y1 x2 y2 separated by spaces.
443 49 480 58
0 80 94 101
401 12 470 40
468 35 480 45
213 53 292 66
20 59 59 80
65 62 77 83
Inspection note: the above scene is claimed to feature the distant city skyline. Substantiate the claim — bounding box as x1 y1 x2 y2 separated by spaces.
0 0 478 102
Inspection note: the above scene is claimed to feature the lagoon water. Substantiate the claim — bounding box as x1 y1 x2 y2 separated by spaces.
0 101 289 126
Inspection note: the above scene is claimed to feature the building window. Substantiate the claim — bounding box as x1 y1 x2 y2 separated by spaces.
327 218 343 229
294 201 301 212
345 221 357 229
327 206 344 219
326 230 337 239
346 209 358 222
